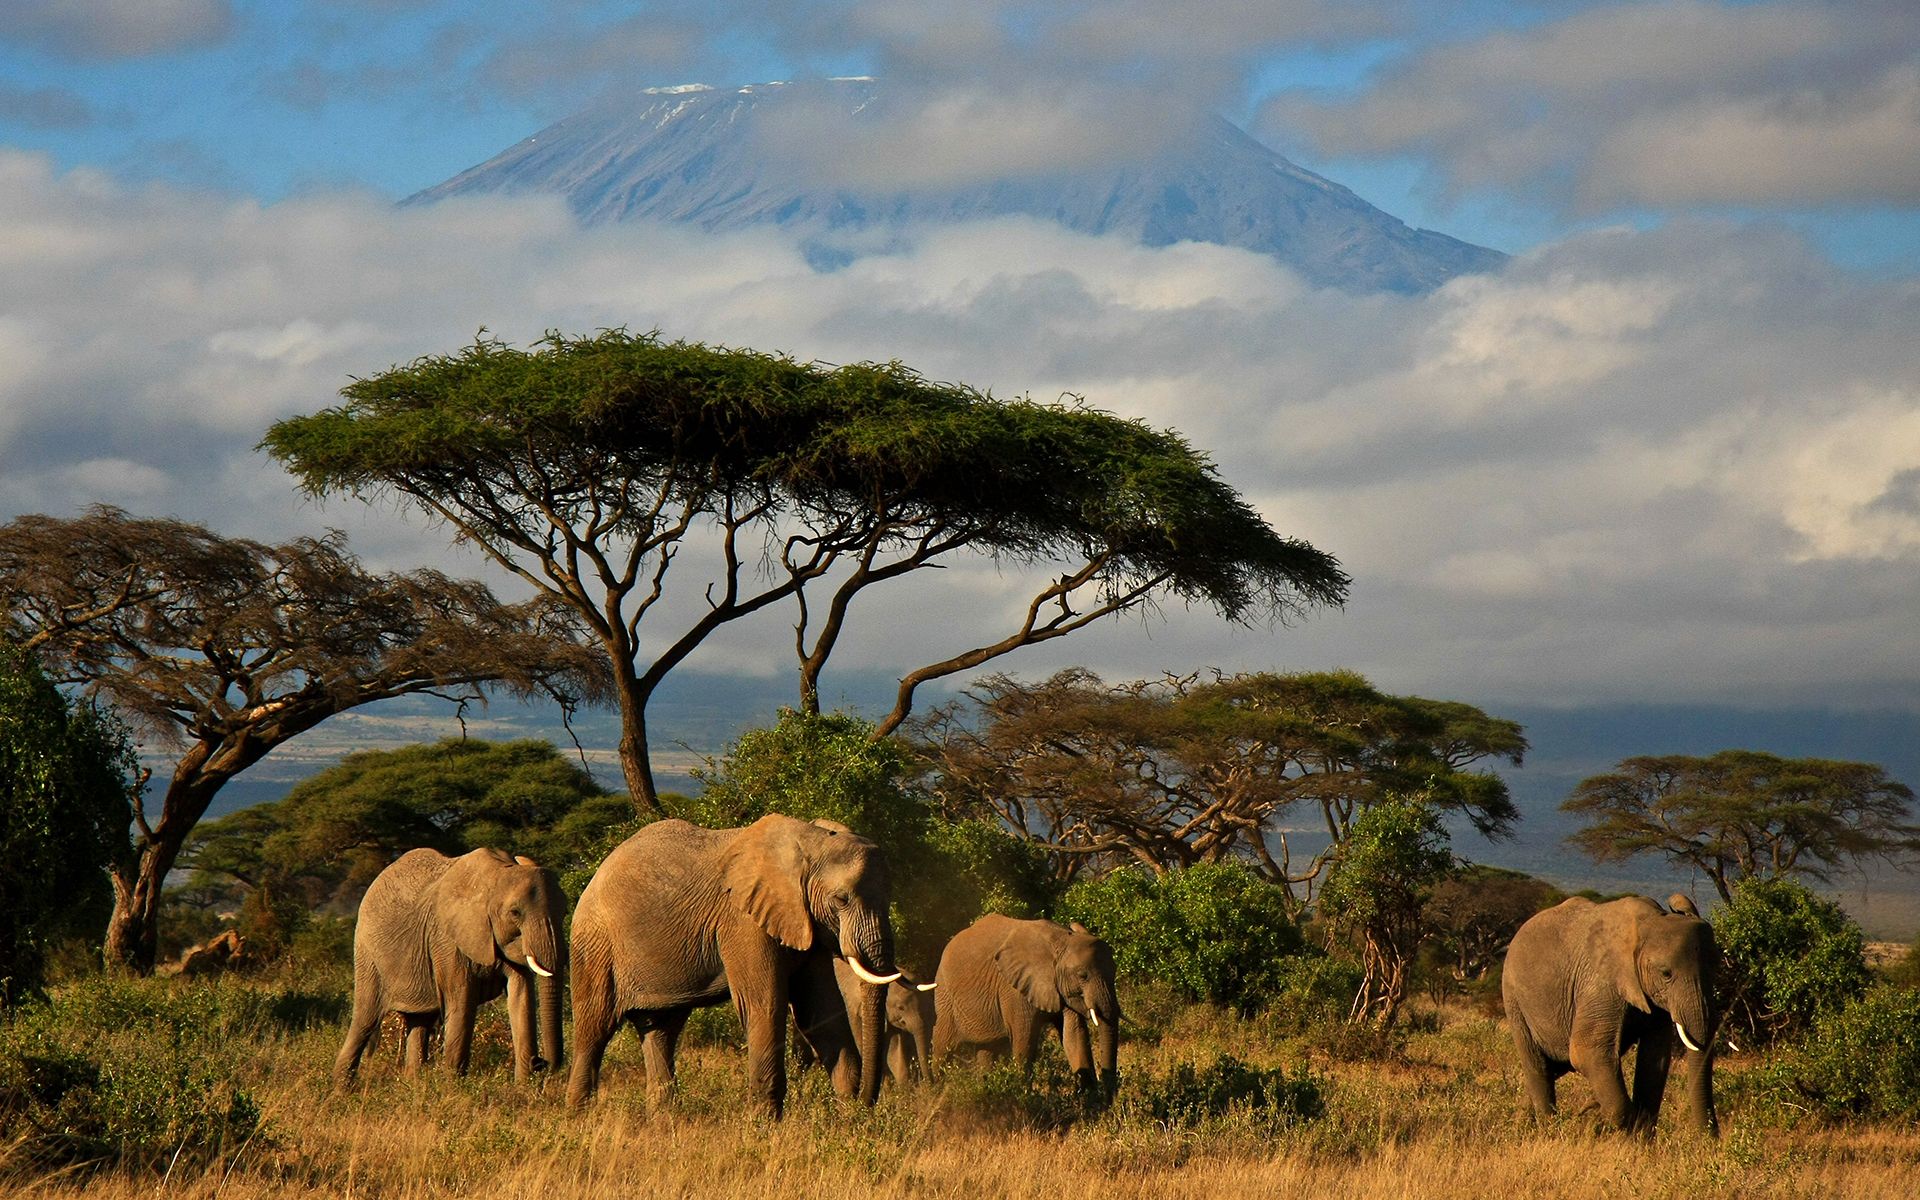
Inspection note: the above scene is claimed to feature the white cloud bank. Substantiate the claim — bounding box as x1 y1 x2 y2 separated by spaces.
1269 0 1920 212
2 147 1918 710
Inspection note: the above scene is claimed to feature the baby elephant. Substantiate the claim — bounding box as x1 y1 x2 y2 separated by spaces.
1504 894 1717 1135
334 847 566 1088
934 914 1120 1098
794 960 939 1087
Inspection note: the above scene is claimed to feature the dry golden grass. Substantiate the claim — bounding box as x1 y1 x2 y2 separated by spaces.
6 988 1919 1200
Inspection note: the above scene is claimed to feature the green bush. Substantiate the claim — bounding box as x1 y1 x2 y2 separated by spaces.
1714 877 1870 1044
0 979 269 1174
1058 862 1311 1016
1129 1054 1325 1130
1750 984 1920 1122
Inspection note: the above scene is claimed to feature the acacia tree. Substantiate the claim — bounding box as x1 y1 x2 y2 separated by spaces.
1317 796 1454 1029
262 331 1348 814
0 507 609 973
910 667 1524 908
1563 750 1920 903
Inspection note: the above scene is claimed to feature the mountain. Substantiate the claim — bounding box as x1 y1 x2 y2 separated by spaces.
407 78 1505 294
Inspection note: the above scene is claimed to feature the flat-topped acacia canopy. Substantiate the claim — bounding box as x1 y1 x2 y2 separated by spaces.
263 330 1347 810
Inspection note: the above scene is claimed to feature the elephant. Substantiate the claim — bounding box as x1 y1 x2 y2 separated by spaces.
1503 894 1718 1136
795 961 939 1087
333 847 565 1088
933 914 1119 1098
566 814 900 1116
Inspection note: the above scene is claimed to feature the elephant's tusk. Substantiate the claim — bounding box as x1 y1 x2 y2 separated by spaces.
1675 1021 1704 1054
526 953 554 979
842 956 902 986
1088 1008 1100 1028
914 981 937 992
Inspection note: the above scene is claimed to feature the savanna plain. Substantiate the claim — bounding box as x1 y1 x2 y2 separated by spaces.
5 960 1918 1200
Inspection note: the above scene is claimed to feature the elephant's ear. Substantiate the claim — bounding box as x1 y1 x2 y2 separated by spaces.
722 816 816 952
443 850 508 967
995 939 1064 1013
1613 912 1654 1014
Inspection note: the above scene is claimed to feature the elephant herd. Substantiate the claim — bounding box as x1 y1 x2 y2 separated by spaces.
330 812 1719 1136
332 814 1120 1117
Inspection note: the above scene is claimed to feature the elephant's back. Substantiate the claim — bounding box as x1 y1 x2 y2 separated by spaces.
575 820 730 924
357 849 453 938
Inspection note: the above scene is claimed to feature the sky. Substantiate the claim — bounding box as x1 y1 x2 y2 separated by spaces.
3 0 1919 739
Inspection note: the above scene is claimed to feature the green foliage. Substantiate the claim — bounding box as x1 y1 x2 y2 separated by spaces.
0 976 317 1174
1421 864 1563 989
687 708 1049 968
177 738 623 947
1318 797 1454 937
1714 876 1870 1044
0 641 137 1005
1750 984 1920 1122
1057 863 1308 1016
1131 1055 1326 1130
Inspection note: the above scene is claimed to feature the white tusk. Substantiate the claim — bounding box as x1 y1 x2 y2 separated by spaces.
1675 1021 1704 1054
914 981 937 992
526 953 554 979
1088 1008 1100 1028
843 956 902 986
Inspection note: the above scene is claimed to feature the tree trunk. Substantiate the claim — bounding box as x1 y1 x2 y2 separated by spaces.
616 695 662 817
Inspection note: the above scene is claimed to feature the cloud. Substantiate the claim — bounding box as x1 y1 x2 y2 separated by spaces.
0 0 234 60
1268 0 1920 213
0 80 96 130
2 147 1918 713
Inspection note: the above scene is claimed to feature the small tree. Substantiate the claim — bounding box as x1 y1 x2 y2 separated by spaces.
1422 865 1562 985
0 642 138 1003
1564 750 1920 903
1317 796 1453 1029
263 331 1348 813
1058 862 1305 1016
0 507 609 974
1714 876 1870 1045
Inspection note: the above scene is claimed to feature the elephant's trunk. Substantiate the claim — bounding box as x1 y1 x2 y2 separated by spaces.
842 906 895 1106
1672 988 1717 1136
1085 981 1120 1100
530 919 565 1069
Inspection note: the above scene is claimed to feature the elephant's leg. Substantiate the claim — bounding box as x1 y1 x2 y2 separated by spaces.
1004 1002 1045 1078
505 969 536 1083
1509 1016 1557 1121
1570 1035 1634 1131
443 982 478 1076
332 963 383 1089
401 1014 433 1074
567 966 618 1108
885 1031 910 1085
1630 1027 1674 1133
742 990 791 1119
641 1009 690 1108
788 960 858 1098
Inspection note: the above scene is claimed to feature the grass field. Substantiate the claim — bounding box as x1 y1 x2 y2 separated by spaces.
4 969 1918 1199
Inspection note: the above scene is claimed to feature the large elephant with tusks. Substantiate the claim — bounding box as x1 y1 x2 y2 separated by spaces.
567 815 899 1116
1503 894 1718 1135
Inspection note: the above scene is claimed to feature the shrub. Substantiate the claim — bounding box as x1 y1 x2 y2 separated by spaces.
1130 1054 1325 1130
1714 877 1870 1044
1751 984 1920 1122
0 980 266 1175
1058 862 1308 1016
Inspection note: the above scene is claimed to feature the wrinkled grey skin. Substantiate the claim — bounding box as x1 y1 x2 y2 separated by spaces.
796 961 938 1087
333 847 565 1088
933 914 1120 1098
567 815 897 1116
1503 895 1718 1136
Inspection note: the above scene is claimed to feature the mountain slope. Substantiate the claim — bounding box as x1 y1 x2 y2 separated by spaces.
409 79 1504 294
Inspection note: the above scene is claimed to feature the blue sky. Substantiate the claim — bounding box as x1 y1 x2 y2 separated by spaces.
3 0 1919 728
